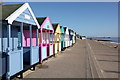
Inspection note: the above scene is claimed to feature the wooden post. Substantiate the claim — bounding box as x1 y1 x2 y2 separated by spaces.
30 25 32 65
30 25 32 48
52 31 55 57
41 29 42 45
47 30 49 57
7 24 11 51
6 24 11 78
48 31 50 44
46 30 48 44
36 29 38 46
40 28 42 63
20 23 23 47
52 31 54 45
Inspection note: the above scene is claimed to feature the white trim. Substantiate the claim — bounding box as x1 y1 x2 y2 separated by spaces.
6 3 27 24
26 3 40 28
5 3 40 29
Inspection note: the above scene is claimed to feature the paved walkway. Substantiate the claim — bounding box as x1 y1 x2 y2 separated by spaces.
87 40 119 78
24 40 119 78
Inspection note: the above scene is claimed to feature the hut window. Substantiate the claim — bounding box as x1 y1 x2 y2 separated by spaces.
47 25 49 28
61 34 64 41
2 24 8 52
18 32 21 47
50 33 53 43
42 31 47 44
32 30 37 46
11 26 20 50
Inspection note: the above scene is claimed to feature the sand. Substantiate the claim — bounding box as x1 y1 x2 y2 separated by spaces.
94 40 119 49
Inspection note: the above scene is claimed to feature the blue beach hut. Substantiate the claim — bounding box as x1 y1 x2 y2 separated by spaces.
69 29 74 47
0 3 40 79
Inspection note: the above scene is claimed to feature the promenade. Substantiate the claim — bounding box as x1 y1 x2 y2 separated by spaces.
24 40 119 78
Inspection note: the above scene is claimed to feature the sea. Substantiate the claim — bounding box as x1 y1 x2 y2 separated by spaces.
87 37 119 44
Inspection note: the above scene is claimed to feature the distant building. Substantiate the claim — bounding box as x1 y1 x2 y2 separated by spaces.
82 36 86 40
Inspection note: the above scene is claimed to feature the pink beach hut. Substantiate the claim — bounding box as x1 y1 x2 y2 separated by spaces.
37 17 54 63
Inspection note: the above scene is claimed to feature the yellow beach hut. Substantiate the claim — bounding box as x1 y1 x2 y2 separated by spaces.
52 24 62 54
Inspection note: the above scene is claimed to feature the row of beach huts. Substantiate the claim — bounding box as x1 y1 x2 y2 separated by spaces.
0 3 77 79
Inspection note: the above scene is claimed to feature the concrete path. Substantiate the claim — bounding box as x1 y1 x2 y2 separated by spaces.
87 40 119 78
24 40 119 78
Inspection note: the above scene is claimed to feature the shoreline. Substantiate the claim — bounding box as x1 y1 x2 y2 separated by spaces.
93 40 119 49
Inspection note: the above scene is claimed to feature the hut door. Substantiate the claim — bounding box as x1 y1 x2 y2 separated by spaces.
6 25 23 77
57 34 59 51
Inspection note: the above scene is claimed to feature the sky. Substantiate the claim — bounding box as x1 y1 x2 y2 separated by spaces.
4 2 118 37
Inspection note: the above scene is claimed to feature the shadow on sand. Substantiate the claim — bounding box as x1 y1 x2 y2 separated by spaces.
95 54 119 57
97 59 120 63
103 70 120 74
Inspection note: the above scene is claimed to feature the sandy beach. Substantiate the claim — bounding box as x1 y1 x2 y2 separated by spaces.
94 40 119 49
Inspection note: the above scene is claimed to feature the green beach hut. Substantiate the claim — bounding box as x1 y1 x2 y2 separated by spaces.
60 26 65 51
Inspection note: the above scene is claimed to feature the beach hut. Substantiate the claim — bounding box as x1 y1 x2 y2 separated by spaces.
0 3 40 79
52 24 61 54
69 29 74 47
60 26 65 51
72 31 76 45
64 27 70 48
37 17 54 63
0 20 7 79
75 32 77 43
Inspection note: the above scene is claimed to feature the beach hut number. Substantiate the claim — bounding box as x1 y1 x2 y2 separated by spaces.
24 14 30 20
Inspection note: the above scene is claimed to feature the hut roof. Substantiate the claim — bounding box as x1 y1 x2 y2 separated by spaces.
36 17 47 26
52 23 59 31
60 26 65 33
1 4 23 20
64 27 67 31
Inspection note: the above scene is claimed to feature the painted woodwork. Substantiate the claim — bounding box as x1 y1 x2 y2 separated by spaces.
52 24 62 54
60 26 65 50
37 17 54 63
64 27 70 48
1 3 40 79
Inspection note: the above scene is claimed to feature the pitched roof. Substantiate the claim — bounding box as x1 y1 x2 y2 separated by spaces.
60 26 64 33
69 29 71 31
36 17 47 26
71 29 74 33
52 23 59 31
64 27 67 32
1 4 23 20
60 26 62 28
